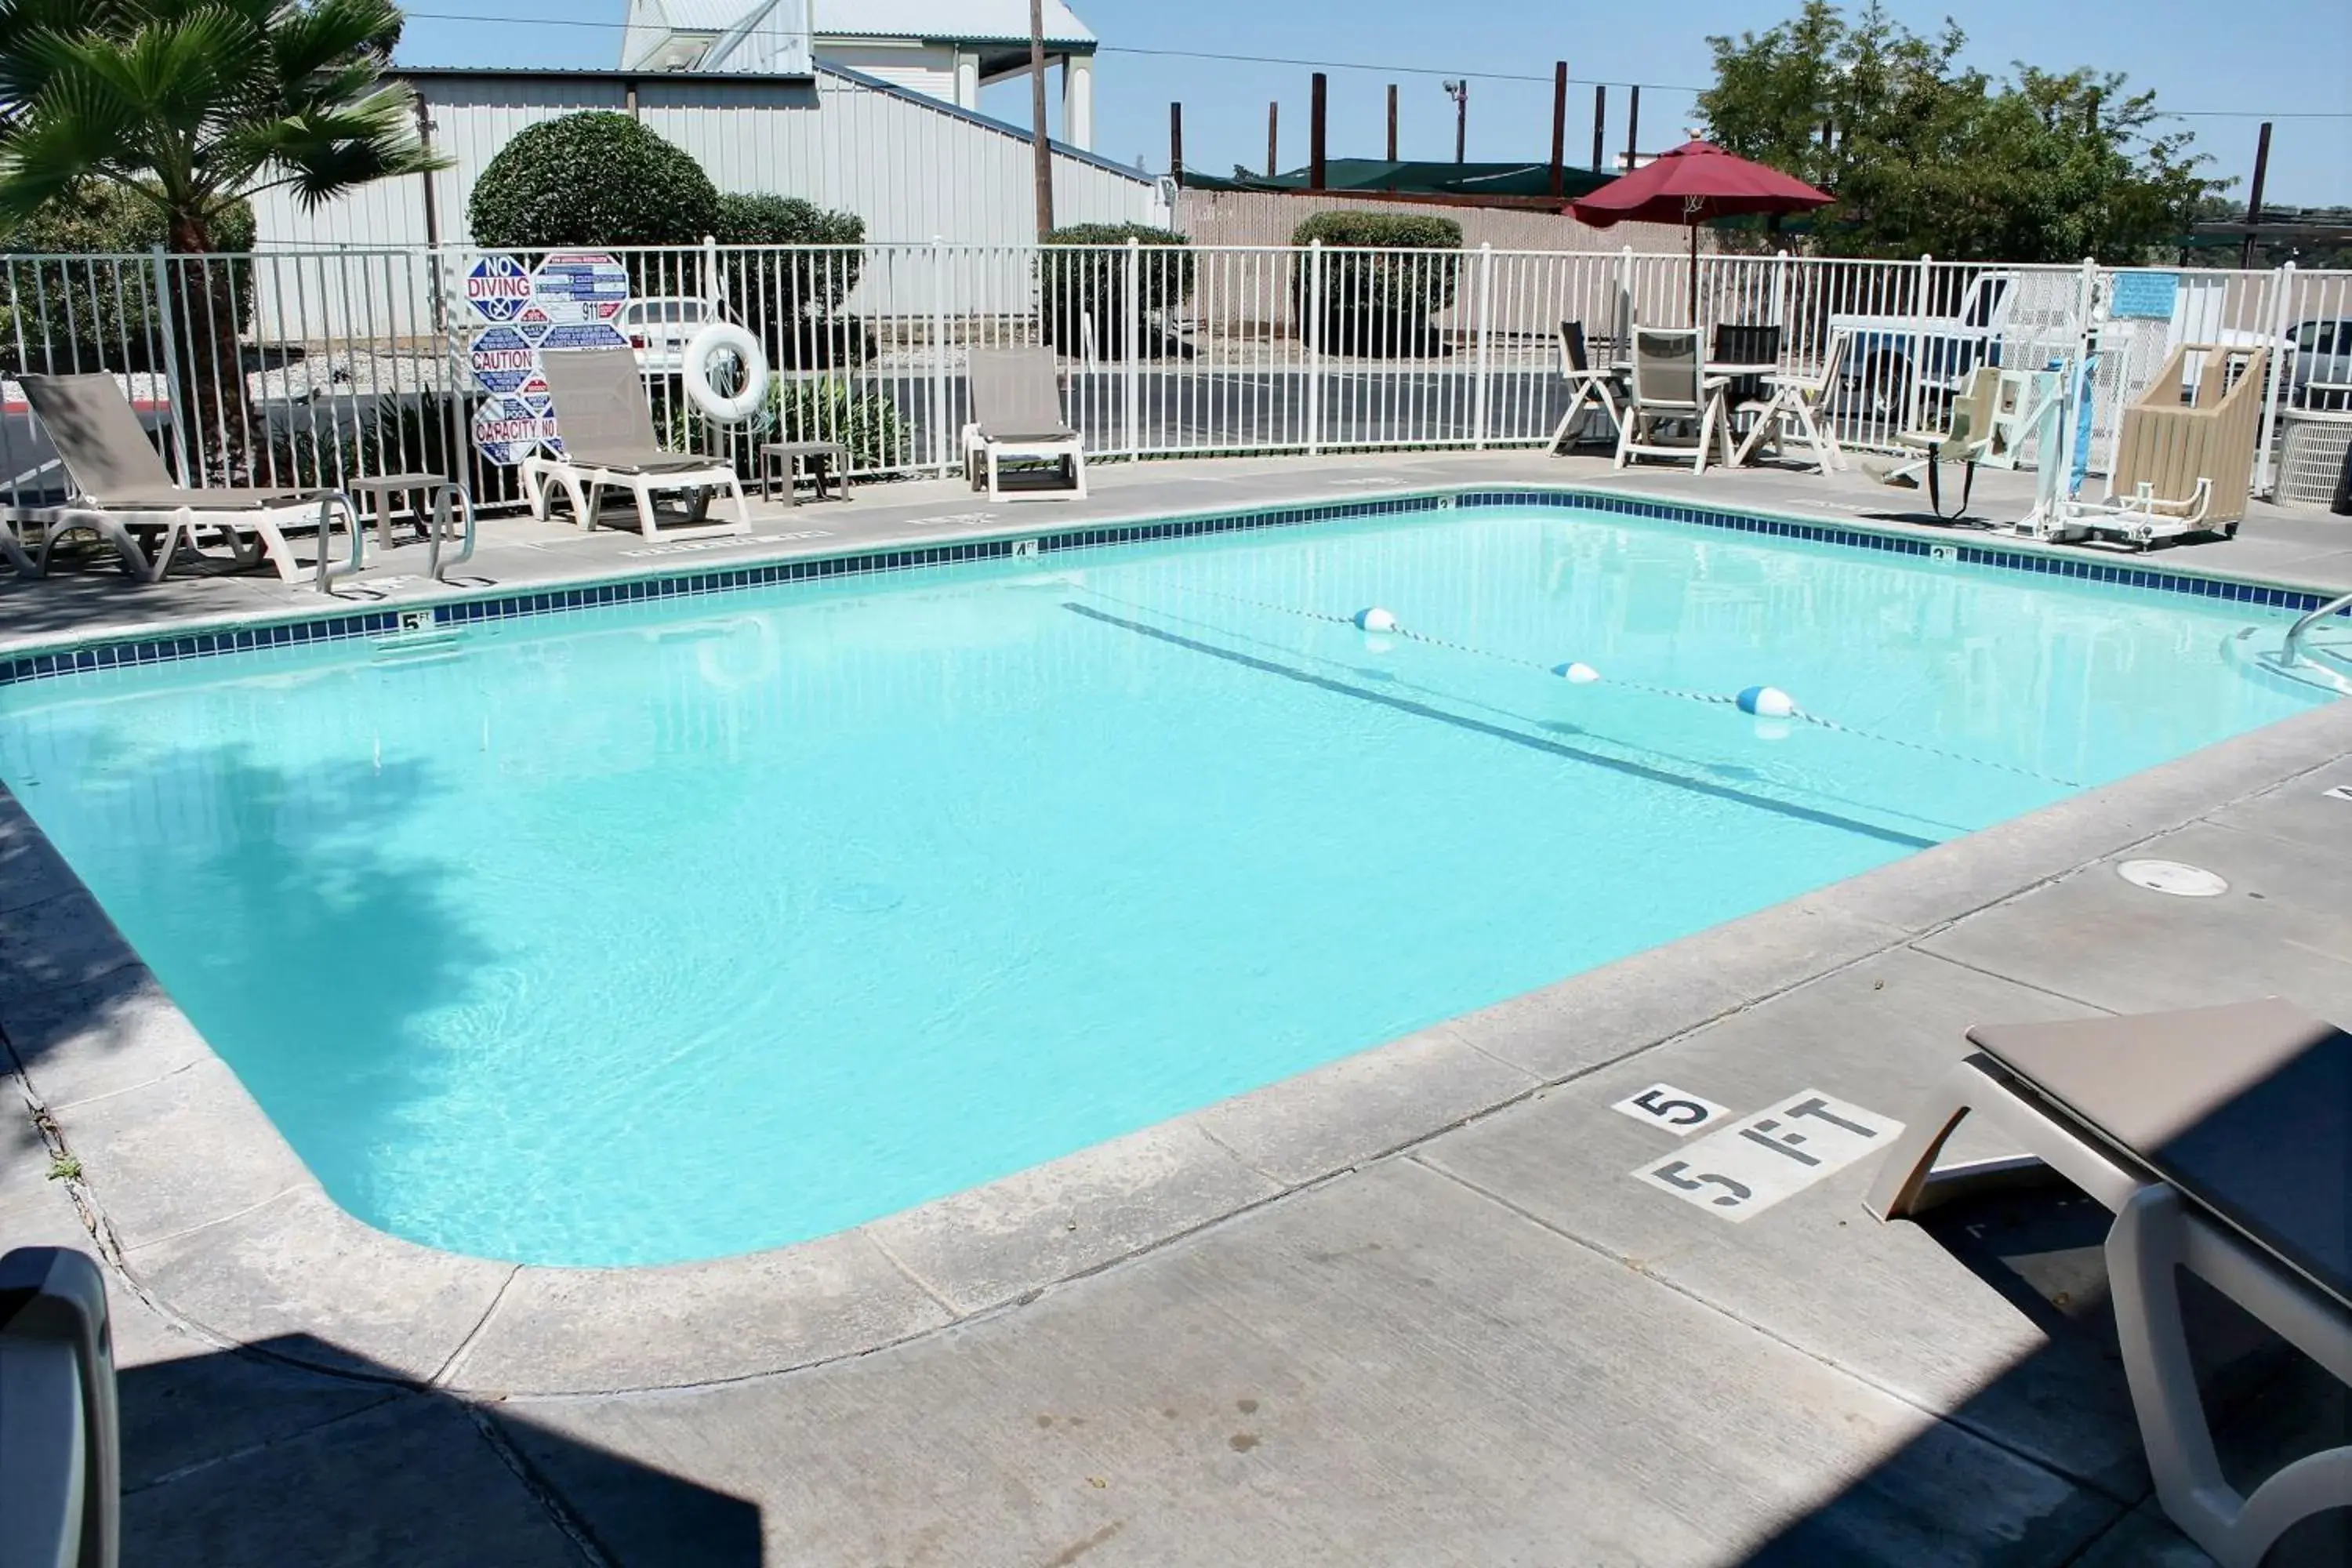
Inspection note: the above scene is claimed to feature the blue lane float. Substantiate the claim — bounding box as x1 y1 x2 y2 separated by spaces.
1352 606 1400 633
1550 661 1602 684
1736 684 1797 718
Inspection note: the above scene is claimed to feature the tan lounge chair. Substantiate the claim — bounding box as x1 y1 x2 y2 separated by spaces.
524 348 750 539
960 347 1088 500
18 372 361 586
1867 998 2350 1568
1877 366 2002 519
1613 328 1731 474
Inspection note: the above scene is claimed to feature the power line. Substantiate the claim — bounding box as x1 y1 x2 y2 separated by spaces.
393 12 2352 119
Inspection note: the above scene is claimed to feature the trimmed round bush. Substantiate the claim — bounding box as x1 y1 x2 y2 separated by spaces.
711 192 872 365
1290 209 1464 357
466 112 720 252
1038 223 1194 359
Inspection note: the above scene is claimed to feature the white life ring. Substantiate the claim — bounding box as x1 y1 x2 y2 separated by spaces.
681 321 771 423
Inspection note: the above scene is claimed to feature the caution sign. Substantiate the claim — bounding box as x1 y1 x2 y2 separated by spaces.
466 325 540 395
463 254 533 323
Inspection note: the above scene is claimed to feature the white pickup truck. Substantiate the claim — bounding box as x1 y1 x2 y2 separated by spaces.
1828 270 2019 416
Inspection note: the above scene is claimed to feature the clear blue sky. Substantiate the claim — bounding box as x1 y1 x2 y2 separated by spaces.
394 0 2352 207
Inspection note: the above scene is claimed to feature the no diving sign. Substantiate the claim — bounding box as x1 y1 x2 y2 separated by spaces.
463 254 532 323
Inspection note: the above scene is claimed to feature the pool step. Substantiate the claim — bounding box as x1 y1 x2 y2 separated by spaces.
370 628 467 667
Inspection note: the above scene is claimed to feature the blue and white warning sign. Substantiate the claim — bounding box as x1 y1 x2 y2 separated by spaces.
528 252 630 325
472 395 561 466
466 325 540 395
538 320 629 354
463 254 533 323
461 249 635 462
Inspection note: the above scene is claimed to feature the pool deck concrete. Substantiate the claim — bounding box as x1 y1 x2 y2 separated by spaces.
1 452 2348 1565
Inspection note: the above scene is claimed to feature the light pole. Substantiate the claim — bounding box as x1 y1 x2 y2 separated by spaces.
1443 78 1468 165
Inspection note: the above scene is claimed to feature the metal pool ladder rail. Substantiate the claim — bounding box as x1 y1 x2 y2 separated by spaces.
2284 589 2352 663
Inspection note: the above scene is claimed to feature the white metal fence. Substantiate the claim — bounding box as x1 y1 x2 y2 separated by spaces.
5 241 2348 518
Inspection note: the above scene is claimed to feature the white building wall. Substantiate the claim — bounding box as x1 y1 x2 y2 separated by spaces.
810 41 955 101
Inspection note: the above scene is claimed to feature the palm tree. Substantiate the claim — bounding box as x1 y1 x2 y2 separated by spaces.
0 0 444 474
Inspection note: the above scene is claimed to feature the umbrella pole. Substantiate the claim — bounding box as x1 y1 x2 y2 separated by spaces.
1688 223 1700 331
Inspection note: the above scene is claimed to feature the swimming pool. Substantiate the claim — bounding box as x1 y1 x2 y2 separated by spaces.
0 501 2328 1265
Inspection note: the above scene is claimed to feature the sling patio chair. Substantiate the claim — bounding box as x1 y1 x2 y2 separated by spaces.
1874 366 2002 520
1732 328 1852 474
524 347 750 539
17 372 361 586
1613 328 1733 474
960 346 1088 500
1866 997 2350 1568
1546 320 1622 454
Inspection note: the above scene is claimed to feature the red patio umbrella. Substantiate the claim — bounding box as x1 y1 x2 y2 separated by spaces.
1570 140 1834 332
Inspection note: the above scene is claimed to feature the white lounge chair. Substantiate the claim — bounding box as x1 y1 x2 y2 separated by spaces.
961 347 1088 500
1613 328 1732 474
17 372 361 586
524 348 750 539
1867 999 2350 1568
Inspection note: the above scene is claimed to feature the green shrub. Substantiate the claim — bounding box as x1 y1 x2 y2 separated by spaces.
1038 223 1193 359
466 112 720 253
0 184 256 373
769 376 906 474
712 193 871 367
1289 210 1463 358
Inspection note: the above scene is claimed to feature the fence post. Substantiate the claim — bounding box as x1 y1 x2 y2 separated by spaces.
1306 238 1324 456
1615 245 1633 341
1472 243 1494 449
702 234 720 310
1771 249 1789 332
1908 252 1933 434
147 244 194 486
2076 256 2108 481
2255 260 2295 498
930 237 949 479
1123 236 1141 458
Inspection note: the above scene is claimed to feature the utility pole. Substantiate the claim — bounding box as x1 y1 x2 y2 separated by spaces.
1387 84 1398 162
1169 102 1184 187
1310 72 1327 189
1624 84 1641 172
1027 0 1054 238
1591 84 1606 172
1443 78 1468 165
2241 122 2273 270
1548 61 1568 200
1267 100 1279 177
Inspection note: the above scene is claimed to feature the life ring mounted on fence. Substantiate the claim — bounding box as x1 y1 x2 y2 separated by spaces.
681 321 771 423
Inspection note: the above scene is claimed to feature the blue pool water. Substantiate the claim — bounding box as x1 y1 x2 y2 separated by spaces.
0 505 2327 1265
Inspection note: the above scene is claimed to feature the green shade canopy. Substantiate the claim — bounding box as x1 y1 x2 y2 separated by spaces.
1183 158 1617 202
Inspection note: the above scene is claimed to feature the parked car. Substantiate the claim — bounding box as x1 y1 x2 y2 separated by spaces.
2285 318 2352 405
618 297 739 375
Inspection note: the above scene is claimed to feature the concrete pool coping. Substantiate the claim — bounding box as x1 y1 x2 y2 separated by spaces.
0 470 2347 1397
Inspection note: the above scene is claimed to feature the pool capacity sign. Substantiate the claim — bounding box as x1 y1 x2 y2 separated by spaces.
464 252 632 465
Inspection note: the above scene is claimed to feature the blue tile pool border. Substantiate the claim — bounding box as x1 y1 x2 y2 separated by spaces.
4 487 2346 688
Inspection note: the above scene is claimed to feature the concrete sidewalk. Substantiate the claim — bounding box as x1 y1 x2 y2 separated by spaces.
2 452 2347 1566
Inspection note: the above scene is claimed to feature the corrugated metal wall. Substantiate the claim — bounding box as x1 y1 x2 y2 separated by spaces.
248 65 1163 255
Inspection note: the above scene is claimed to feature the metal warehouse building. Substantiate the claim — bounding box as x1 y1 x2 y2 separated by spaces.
248 61 1167 252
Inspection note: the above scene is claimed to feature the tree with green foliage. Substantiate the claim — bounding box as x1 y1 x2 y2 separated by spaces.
1699 1 2219 263
0 182 256 372
467 111 720 252
0 0 439 472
